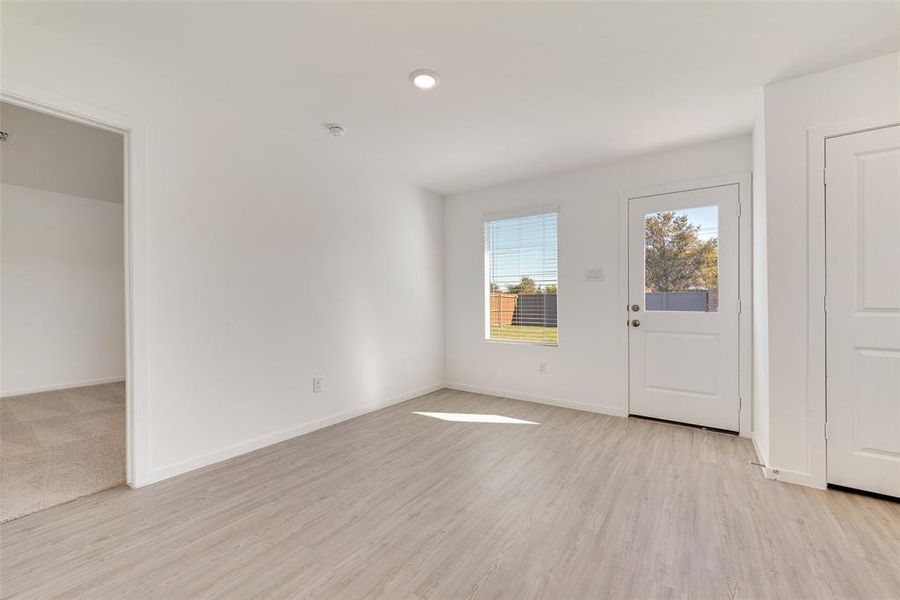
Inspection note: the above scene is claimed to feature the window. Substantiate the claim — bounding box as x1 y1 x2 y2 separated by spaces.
484 211 558 345
644 205 718 312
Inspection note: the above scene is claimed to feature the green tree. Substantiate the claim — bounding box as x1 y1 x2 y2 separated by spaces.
644 212 718 292
507 276 539 294
489 282 500 293
541 284 558 295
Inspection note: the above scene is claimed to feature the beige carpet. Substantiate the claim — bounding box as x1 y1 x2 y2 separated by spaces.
0 382 125 523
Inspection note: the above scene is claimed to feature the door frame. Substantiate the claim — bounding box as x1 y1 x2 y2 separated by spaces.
1 78 150 487
620 173 752 437
807 115 900 489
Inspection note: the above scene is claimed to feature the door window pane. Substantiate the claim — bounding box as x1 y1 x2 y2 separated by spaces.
644 206 718 312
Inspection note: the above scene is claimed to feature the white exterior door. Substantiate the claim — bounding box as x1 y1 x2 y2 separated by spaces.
826 125 900 497
628 185 740 431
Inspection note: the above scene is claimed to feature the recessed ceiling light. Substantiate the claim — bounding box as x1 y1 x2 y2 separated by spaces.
410 69 440 90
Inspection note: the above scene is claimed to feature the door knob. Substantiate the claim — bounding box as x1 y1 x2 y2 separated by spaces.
631 319 641 327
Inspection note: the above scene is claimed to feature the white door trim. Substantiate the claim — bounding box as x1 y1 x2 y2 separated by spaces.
1 78 151 487
806 114 900 489
619 173 752 437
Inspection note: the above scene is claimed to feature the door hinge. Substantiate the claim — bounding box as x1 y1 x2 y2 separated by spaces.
824 422 829 440
737 299 742 314
736 201 742 217
823 294 828 313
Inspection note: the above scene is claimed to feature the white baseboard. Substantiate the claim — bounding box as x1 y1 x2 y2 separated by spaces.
748 436 776 480
137 382 445 487
747 435 827 488
444 382 628 418
1 376 126 398
764 465 827 489
751 434 766 464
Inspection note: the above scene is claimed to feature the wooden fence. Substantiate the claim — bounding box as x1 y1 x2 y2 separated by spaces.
490 293 559 327
489 293 518 327
645 289 718 312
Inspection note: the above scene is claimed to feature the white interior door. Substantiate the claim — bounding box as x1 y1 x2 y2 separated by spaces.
628 185 740 431
826 125 900 497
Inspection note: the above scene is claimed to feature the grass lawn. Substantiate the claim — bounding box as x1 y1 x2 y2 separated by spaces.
490 325 558 344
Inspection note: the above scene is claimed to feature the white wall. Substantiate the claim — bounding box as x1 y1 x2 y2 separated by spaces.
751 95 770 466
444 135 752 415
2 15 445 483
762 51 900 483
1 184 125 395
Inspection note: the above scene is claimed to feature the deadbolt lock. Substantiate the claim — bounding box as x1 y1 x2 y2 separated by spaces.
631 304 640 312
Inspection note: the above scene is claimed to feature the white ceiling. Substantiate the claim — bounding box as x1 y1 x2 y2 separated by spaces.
7 2 899 195
0 101 124 203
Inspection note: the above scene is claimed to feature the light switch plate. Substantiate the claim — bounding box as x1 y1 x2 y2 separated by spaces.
585 268 604 281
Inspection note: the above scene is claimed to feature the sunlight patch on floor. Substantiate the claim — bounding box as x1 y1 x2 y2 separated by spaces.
412 412 539 425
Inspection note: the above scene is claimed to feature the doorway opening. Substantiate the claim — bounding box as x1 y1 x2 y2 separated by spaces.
1 101 128 522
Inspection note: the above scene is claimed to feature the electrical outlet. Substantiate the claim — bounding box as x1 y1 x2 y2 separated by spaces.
312 377 323 393
538 362 547 374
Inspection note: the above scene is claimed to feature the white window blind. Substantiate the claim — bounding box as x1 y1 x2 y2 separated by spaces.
484 211 558 345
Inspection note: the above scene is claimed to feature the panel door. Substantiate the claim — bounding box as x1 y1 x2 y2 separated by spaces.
826 125 900 497
628 185 740 431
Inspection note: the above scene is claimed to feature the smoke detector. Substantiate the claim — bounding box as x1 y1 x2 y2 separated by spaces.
326 123 346 137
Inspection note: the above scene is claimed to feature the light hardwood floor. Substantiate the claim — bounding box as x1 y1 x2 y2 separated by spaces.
2 389 898 599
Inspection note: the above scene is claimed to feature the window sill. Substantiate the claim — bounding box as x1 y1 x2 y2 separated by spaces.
484 338 559 348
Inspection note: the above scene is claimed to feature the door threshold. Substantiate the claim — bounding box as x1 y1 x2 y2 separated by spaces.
827 484 899 503
629 414 738 435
